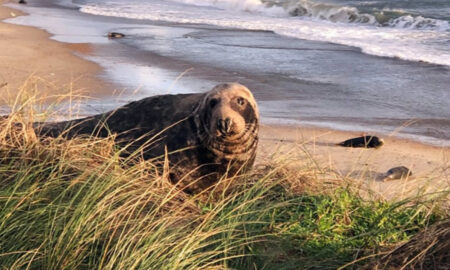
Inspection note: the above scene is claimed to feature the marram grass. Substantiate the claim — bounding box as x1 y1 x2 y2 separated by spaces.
0 86 448 269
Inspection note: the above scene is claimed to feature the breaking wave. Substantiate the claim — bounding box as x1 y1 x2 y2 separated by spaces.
78 0 450 66
172 0 450 31
283 0 449 30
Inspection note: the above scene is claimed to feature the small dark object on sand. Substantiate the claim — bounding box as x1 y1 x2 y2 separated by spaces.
337 135 384 148
18 0 27 4
0 82 7 89
107 32 125 39
384 166 412 181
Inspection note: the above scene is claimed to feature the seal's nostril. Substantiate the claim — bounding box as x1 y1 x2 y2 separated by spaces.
217 119 225 133
224 118 232 133
217 118 232 135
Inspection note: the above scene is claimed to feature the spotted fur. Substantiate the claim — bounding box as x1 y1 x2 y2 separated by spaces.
35 83 259 192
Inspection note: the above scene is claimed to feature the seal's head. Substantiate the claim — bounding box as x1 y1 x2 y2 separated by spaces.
196 83 259 159
373 137 384 148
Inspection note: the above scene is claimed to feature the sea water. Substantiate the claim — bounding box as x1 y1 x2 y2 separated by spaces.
4 0 450 146
76 0 450 66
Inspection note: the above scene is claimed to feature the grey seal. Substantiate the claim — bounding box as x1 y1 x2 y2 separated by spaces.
384 166 412 181
337 135 384 148
107 32 125 39
35 83 259 193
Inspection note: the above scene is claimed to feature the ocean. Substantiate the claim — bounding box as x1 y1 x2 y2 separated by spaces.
4 0 450 146
78 0 450 65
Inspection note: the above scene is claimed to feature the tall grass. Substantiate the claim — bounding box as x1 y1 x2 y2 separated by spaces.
0 81 448 269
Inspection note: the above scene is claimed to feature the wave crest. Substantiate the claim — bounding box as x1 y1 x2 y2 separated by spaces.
387 15 450 30
283 0 377 24
171 0 449 31
277 0 449 31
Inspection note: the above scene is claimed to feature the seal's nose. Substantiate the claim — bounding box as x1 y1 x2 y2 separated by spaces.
217 117 232 135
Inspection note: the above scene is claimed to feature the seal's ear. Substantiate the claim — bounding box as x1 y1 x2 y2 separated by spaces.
195 86 220 114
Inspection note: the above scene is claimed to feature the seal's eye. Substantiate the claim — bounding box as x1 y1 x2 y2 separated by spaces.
236 97 245 106
209 98 218 108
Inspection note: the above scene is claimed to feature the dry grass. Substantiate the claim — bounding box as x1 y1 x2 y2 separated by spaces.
369 218 450 269
0 79 448 269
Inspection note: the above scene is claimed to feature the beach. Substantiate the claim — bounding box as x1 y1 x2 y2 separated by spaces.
4 0 450 146
1 0 449 199
259 124 448 200
0 4 115 109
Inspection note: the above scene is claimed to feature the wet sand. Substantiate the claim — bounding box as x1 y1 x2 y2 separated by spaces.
1 3 448 200
4 0 450 146
0 3 114 107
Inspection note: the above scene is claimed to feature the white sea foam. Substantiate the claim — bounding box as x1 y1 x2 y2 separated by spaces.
168 0 285 15
169 0 450 31
279 0 378 24
78 0 450 67
4 1 449 146
388 15 450 30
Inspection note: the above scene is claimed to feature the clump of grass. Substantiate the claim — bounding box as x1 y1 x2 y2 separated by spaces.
0 85 448 269
251 186 446 269
0 108 289 269
372 218 450 269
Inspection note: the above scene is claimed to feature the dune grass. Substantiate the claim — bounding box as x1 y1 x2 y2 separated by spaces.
0 84 449 269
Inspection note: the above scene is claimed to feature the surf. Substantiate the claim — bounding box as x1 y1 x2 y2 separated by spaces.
78 0 450 66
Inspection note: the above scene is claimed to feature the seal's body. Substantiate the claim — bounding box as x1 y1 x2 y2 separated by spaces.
36 83 259 192
337 135 384 148
107 32 125 39
384 166 412 181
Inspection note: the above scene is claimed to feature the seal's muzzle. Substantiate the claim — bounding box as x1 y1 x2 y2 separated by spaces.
217 117 233 135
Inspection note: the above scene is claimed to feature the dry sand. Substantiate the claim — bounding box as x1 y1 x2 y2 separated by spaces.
1 3 448 200
0 3 114 106
258 124 449 200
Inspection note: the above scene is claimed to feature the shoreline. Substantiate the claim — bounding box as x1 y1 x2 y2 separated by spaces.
1 2 448 198
1 1 448 153
4 0 450 147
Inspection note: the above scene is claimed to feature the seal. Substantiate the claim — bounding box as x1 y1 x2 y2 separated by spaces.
383 166 412 181
35 83 259 192
337 135 384 148
107 32 125 39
